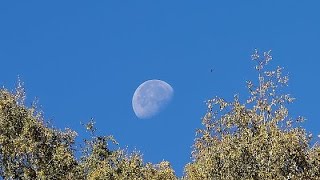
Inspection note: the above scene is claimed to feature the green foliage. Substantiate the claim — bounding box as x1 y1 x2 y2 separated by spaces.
0 82 177 179
184 50 320 179
0 50 319 179
74 124 177 180
0 82 78 179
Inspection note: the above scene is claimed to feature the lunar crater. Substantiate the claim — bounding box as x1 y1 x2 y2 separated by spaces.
132 79 173 119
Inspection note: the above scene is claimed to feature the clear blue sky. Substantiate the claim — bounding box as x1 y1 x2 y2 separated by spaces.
1 1 320 176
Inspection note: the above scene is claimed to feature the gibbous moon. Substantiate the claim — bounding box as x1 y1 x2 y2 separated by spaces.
132 79 174 119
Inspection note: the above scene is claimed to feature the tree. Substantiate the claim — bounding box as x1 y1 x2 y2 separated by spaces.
1 50 319 179
0 81 78 179
0 81 177 179
184 50 320 179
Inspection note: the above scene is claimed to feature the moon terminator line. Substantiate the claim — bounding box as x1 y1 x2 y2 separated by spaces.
132 79 173 119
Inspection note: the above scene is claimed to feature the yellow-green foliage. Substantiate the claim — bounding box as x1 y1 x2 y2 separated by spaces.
0 50 319 179
184 50 320 180
74 132 177 180
0 82 78 179
0 82 177 179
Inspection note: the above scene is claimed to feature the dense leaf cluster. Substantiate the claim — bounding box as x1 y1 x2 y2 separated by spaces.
0 82 176 179
184 50 320 179
0 50 319 179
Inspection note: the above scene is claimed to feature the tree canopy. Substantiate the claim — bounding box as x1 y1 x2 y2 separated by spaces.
184 50 320 179
0 81 177 179
0 50 319 179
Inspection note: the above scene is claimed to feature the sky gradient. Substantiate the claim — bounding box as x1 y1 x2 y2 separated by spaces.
1 1 320 176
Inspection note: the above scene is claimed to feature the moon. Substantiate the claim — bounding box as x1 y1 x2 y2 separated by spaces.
132 79 174 119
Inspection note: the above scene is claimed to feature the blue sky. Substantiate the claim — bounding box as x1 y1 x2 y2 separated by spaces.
1 1 320 176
